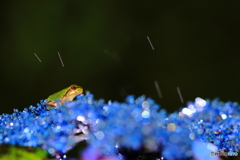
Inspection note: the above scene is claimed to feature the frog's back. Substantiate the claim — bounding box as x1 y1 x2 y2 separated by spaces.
47 88 67 101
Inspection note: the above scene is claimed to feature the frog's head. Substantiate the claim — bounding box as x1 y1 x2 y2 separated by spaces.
63 85 83 101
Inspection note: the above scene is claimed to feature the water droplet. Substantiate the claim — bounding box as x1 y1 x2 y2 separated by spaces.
48 148 55 154
77 116 85 121
189 132 195 140
195 97 206 107
142 110 150 118
167 123 176 131
221 114 227 119
94 131 104 140
142 101 149 109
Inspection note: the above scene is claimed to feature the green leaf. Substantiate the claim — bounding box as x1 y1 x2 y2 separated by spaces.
0 145 55 160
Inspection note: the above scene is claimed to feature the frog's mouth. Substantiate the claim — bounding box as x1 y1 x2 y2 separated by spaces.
62 89 83 101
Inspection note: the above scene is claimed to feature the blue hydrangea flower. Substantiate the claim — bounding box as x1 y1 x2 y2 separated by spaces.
1 93 240 160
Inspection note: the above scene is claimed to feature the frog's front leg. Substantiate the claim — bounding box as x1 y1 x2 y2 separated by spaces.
45 101 57 108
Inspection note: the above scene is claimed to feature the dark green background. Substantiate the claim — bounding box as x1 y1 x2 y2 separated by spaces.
0 1 240 113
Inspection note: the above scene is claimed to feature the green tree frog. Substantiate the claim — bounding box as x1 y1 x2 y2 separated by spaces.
45 84 83 108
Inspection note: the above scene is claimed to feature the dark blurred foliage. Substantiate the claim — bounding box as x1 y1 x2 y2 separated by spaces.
0 1 240 113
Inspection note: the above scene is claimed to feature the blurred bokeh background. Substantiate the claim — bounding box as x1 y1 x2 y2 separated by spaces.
0 1 240 113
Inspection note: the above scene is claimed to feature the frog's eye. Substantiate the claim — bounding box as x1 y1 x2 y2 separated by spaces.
71 86 77 90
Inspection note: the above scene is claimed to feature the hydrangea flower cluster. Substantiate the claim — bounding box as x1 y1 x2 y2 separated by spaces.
0 92 239 160
180 98 240 152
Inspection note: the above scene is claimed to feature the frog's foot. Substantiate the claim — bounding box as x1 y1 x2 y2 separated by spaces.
45 101 57 108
